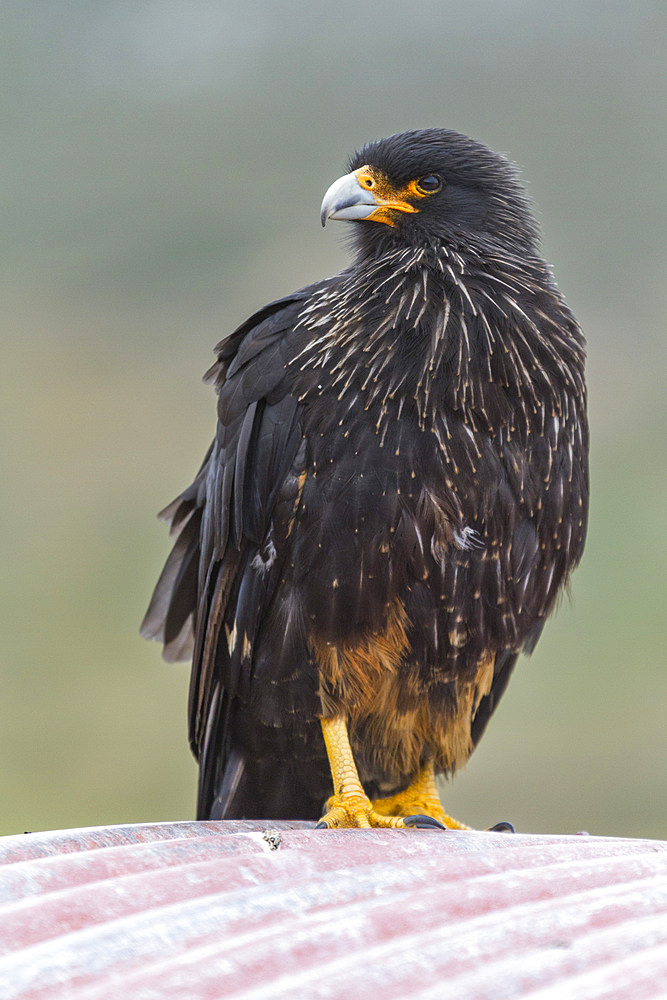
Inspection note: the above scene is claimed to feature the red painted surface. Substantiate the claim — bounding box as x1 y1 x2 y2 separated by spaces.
1 821 667 998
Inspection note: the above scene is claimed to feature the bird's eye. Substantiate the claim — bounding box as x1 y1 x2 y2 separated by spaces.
357 171 376 190
415 174 442 194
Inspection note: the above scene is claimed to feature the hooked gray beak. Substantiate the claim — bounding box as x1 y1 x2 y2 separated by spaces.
320 171 379 226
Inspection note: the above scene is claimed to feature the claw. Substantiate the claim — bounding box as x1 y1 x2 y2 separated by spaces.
402 813 448 830
487 821 516 833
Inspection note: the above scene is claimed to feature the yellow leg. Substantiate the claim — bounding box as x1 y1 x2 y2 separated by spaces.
317 716 405 829
372 761 471 830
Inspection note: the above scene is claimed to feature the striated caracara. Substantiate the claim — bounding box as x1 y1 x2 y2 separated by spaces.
142 128 588 829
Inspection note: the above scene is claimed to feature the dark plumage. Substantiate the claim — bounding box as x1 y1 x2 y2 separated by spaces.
142 128 588 825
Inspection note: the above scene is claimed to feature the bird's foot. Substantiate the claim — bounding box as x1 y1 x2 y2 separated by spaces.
317 716 409 829
372 793 470 830
316 717 466 831
316 791 406 829
371 764 472 830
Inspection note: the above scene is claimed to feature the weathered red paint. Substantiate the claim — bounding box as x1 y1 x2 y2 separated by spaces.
1 821 666 998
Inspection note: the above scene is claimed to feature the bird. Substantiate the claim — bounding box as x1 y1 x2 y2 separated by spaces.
141 128 588 829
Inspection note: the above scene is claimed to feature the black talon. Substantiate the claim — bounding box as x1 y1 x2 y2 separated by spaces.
314 820 328 829
487 821 515 833
402 813 448 830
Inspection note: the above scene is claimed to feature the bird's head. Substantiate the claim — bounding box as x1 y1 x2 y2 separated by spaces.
321 128 539 257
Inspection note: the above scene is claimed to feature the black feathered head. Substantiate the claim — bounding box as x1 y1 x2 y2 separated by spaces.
321 128 539 257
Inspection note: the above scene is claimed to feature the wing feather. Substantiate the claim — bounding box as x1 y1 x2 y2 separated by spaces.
232 401 258 549
143 291 314 813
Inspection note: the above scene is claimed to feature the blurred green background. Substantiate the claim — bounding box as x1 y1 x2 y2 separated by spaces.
1 1 665 839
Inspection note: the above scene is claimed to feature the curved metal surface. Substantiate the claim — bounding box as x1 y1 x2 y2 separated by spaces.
1 820 667 998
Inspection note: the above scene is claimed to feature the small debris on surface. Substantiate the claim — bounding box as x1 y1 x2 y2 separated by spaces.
262 828 282 851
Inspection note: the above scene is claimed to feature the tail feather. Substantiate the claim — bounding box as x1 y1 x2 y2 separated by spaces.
197 696 331 821
205 750 330 821
140 504 200 662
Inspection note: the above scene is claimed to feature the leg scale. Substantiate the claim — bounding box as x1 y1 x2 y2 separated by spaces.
317 716 406 829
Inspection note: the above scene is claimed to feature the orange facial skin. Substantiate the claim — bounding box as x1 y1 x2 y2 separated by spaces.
353 165 432 226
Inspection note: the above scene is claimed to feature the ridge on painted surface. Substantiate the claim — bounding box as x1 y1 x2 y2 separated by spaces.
1 821 666 999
